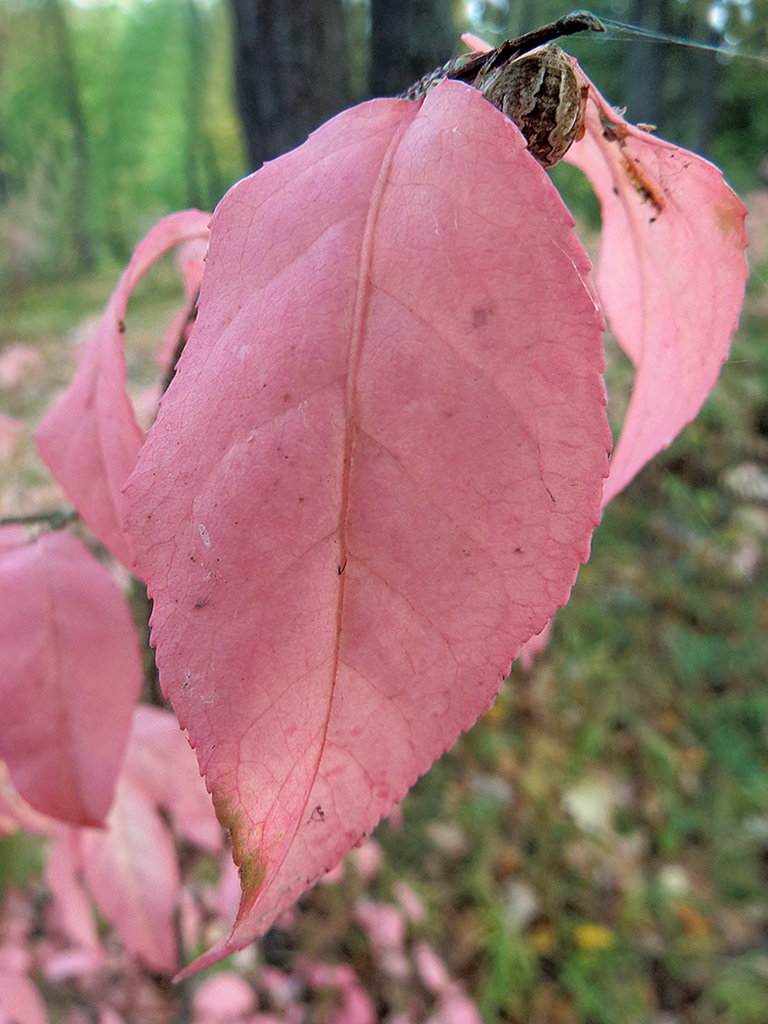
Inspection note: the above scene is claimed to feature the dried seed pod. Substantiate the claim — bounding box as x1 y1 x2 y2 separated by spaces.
477 44 587 168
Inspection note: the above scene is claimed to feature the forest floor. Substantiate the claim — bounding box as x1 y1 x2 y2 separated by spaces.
1 197 768 1024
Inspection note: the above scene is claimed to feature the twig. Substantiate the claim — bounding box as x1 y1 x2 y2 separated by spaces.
0 508 78 530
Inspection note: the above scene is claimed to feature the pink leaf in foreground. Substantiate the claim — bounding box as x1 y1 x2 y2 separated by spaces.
0 533 142 826
125 82 610 974
564 83 747 504
35 210 211 568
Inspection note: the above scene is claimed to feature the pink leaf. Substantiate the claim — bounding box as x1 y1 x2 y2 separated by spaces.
0 971 48 1024
44 826 101 958
355 900 405 951
393 881 425 923
157 237 209 373
563 75 747 504
192 973 256 1024
460 34 748 504
348 838 382 882
413 942 451 995
122 705 222 852
0 526 26 558
80 775 181 974
125 84 610 974
0 764 58 838
300 964 376 1024
0 345 44 389
0 533 142 826
425 991 483 1024
35 210 211 568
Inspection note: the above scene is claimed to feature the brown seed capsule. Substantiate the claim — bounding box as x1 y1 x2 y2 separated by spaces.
477 44 586 168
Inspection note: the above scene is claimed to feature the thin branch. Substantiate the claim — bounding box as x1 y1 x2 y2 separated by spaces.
0 508 78 530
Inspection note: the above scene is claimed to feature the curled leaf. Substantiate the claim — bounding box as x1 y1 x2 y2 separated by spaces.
36 210 211 568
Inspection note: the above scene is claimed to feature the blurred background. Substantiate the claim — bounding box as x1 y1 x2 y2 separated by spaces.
3 0 768 285
3 1 768 1022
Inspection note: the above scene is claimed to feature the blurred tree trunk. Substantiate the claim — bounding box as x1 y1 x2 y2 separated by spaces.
183 0 205 209
49 0 95 271
228 0 351 171
624 0 669 126
369 0 455 98
694 28 721 156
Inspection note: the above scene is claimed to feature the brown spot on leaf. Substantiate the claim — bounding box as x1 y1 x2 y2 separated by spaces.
470 302 495 328
623 155 664 214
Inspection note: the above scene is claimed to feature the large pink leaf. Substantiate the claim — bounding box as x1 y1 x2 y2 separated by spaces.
0 532 142 826
563 76 747 504
125 81 610 973
35 210 211 568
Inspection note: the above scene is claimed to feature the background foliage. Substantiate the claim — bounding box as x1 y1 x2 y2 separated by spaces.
3 0 768 287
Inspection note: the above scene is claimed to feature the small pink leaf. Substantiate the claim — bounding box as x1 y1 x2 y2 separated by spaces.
123 705 223 853
44 826 101 957
0 533 142 825
80 775 181 974
0 345 44 388
192 973 256 1024
299 963 377 1024
0 971 48 1024
0 764 57 837
125 82 610 974
563 77 748 503
157 237 209 373
35 210 211 568
460 34 748 504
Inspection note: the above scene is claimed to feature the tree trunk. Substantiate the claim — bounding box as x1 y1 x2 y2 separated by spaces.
49 0 95 271
369 0 455 98
693 28 721 156
228 0 351 171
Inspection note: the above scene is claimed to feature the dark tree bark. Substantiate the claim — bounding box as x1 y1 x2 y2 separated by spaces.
624 0 669 127
369 0 455 98
228 0 351 171
693 29 721 157
49 0 95 271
